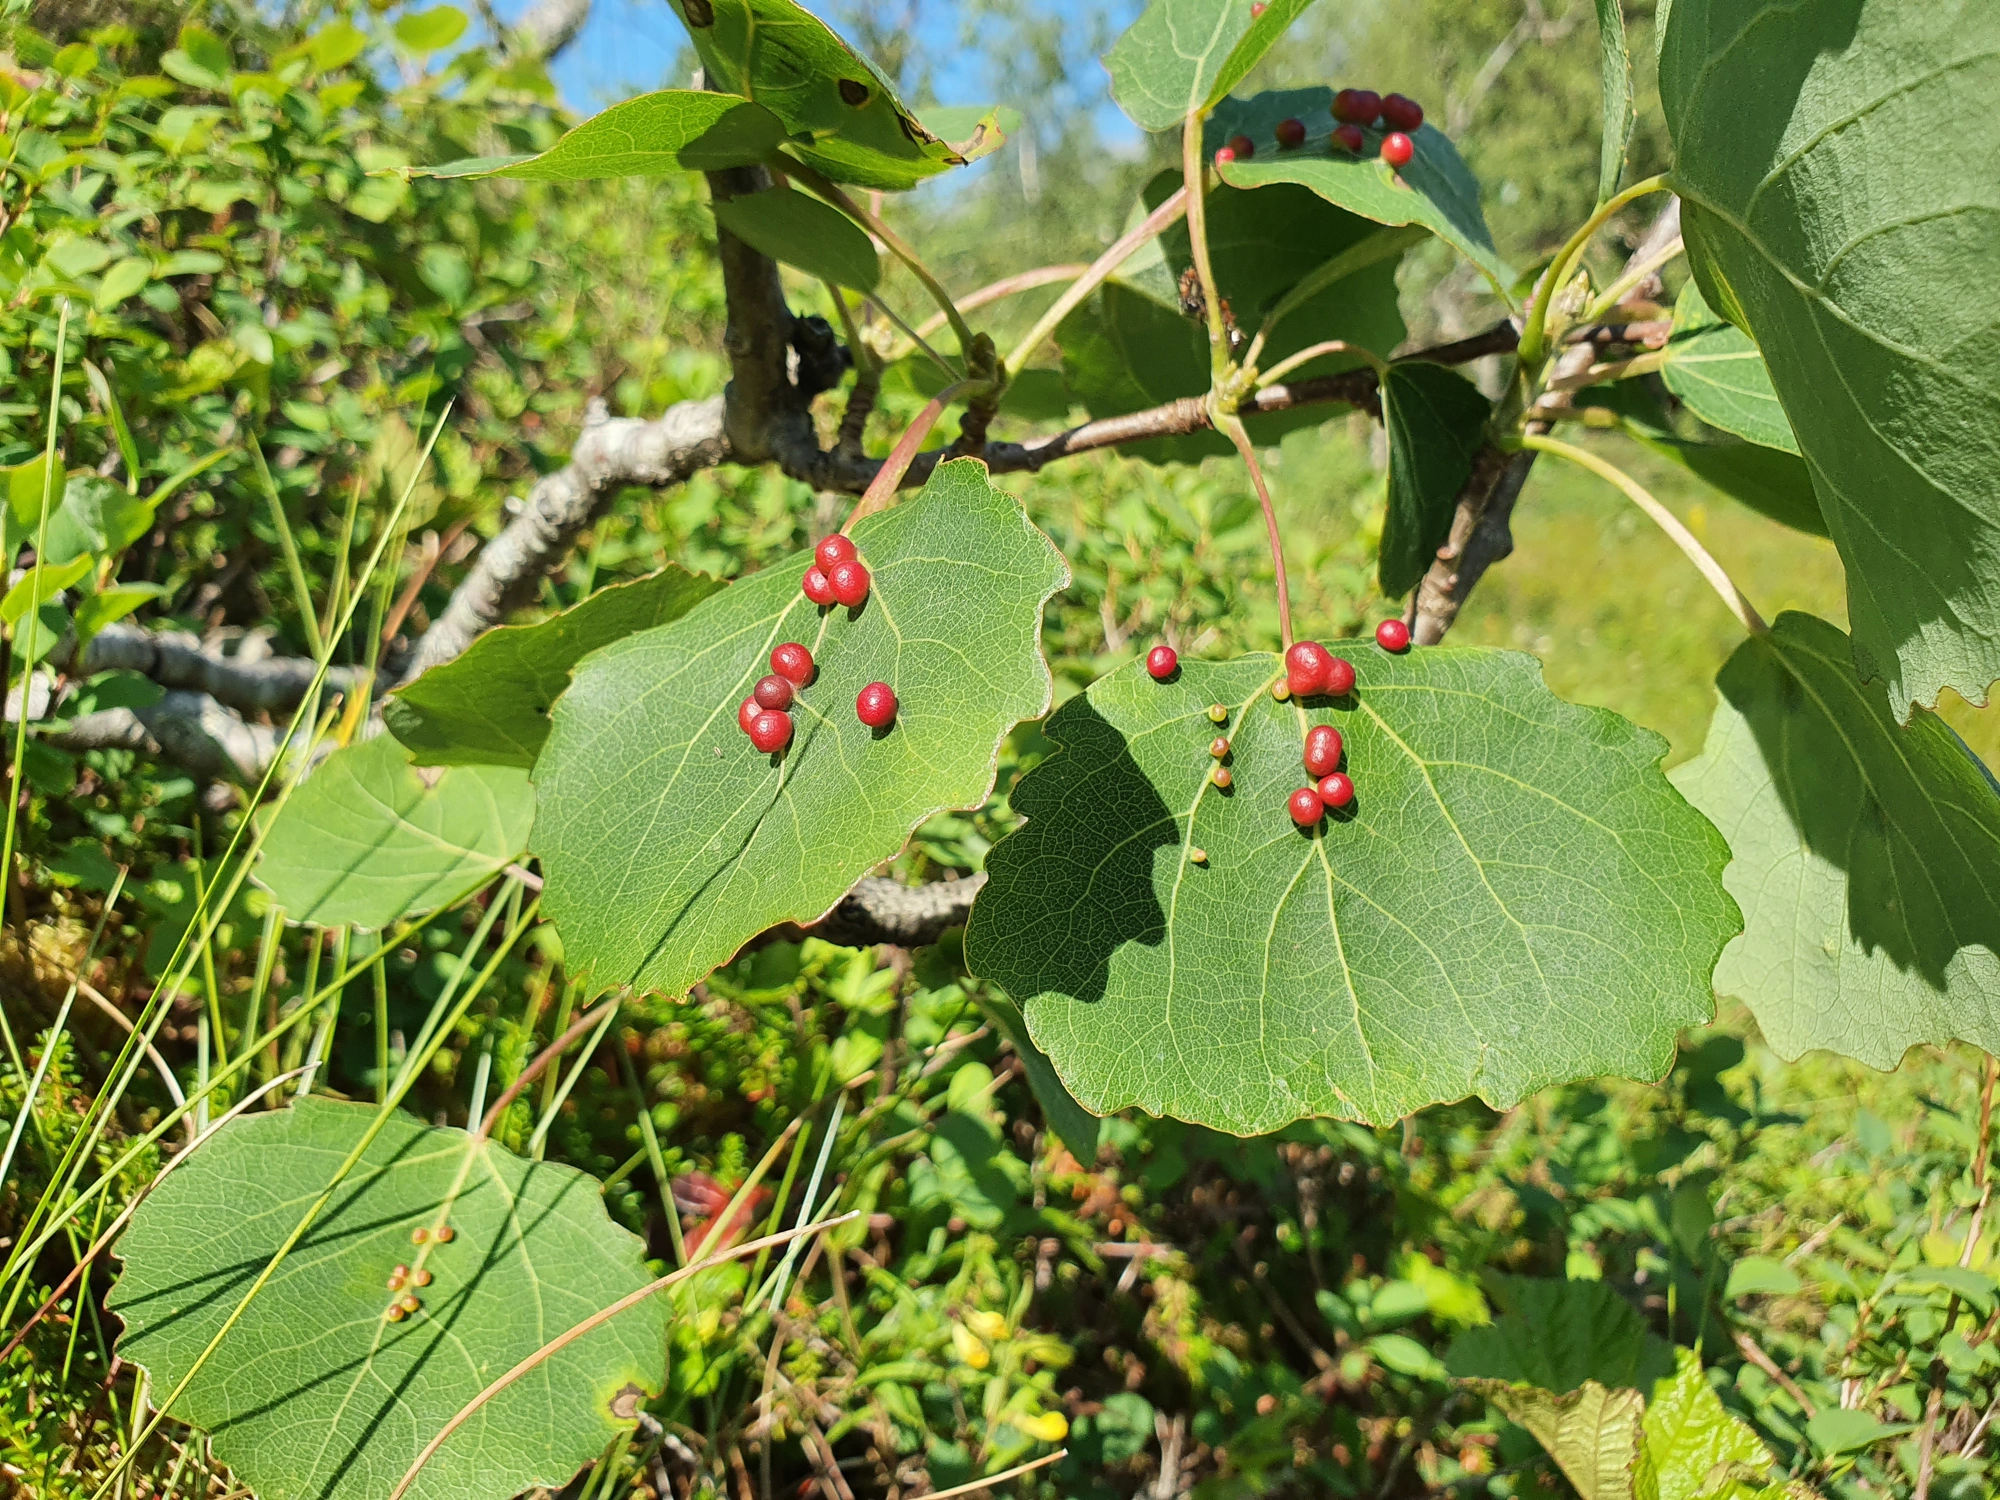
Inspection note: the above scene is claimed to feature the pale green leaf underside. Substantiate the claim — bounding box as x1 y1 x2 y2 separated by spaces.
666 0 990 190
533 460 1068 998
1658 283 1797 455
1462 1380 1647 1500
1669 612 2000 1067
385 566 724 768
256 733 534 929
967 650 1738 1136
416 90 787 179
1592 0 1634 203
107 1098 665 1500
712 189 880 291
1104 0 1318 132
1661 0 2000 717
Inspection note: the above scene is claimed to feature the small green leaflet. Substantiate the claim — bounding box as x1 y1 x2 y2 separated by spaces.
256 733 534 929
394 4 466 54
967 650 1738 1136
665 0 1006 190
387 567 724 768
416 90 788 179
1662 0 2000 718
712 189 880 291
1670 612 2000 1068
108 1098 666 1500
533 460 1067 998
1806 1408 1915 1460
1591 0 1633 203
1210 89 1513 299
1446 1276 1674 1395
1658 284 1797 455
1058 176 1405 464
1379 362 1490 598
1104 0 1320 132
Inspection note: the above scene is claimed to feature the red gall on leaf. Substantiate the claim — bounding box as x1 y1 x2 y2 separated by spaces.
1146 644 1178 680
1382 93 1424 132
802 565 836 605
1304 724 1344 778
1380 131 1415 168
1376 618 1411 653
856 681 898 728
1331 123 1365 154
1318 771 1355 810
753 674 795 711
771 641 814 685
1275 117 1306 149
815 533 857 571
1332 88 1382 126
748 709 793 754
1288 786 1324 827
827 558 871 607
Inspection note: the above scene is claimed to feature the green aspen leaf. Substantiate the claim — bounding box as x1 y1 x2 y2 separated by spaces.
966 649 1737 1136
712 189 879 291
1446 1276 1674 1395
73 582 167 647
1642 1350 1774 1500
94 254 151 310
256 733 535 929
1462 1380 1647 1500
1658 284 1797 456
1104 0 1320 132
1379 362 1490 598
417 91 788 179
1210 88 1513 298
107 1097 666 1500
387 568 724 769
1661 0 2000 719
1626 429 1824 539
3 452 65 529
532 460 1067 998
393 5 468 55
1592 0 1634 203
1721 1257 1801 1299
1669 612 2000 1067
41 474 158 565
664 0 995 190
0 556 91 624
1058 177 1405 464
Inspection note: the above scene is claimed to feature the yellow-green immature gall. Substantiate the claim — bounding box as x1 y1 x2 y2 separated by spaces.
1207 703 1228 723
433 1225 454 1244
1209 737 1229 759
1189 847 1208 865
1211 766 1233 789
410 1227 428 1244
385 1305 406 1323
411 1268 433 1287
1271 681 1290 701
398 1293 421 1314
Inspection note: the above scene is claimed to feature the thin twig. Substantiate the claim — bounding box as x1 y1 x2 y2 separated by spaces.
907 264 1087 352
1002 189 1188 376
1217 414 1294 649
1521 434 1766 634
477 999 617 1137
1734 1331 1817 1417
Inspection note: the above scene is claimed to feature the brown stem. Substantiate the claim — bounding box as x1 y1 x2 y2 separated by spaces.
477 998 618 1138
1217 414 1293 649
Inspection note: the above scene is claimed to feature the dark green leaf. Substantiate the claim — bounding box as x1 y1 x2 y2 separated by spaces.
1592 0 1633 203
1379 362 1490 597
1657 283 1797 455
1669 612 2000 1067
256 733 535 928
712 189 880 291
417 91 789 180
107 1097 666 1500
1104 0 1320 132
1662 0 2000 717
1058 177 1405 463
1446 1276 1674 1394
532 460 1068 998
386 567 724 768
1624 427 1825 538
966 650 1738 1135
666 0 997 190
1210 88 1512 296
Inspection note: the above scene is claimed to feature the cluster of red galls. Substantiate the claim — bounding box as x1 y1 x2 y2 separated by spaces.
1144 618 1411 831
1215 89 1424 172
734 535 899 756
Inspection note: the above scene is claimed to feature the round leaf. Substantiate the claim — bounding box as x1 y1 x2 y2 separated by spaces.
532 460 1068 998
393 5 467 54
256 733 535 929
108 1097 666 1500
1670 611 2000 1067
1662 0 2000 718
1105 0 1321 132
1380 363 1491 598
1210 88 1513 298
712 189 880 292
967 649 1737 1135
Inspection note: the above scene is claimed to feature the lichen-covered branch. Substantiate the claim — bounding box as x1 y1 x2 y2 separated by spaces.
54 624 377 715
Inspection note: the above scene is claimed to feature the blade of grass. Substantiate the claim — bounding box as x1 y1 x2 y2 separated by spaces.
527 996 622 1158
247 434 325 661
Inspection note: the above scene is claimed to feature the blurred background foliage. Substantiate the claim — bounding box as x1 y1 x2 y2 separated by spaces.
2 0 1997 1496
